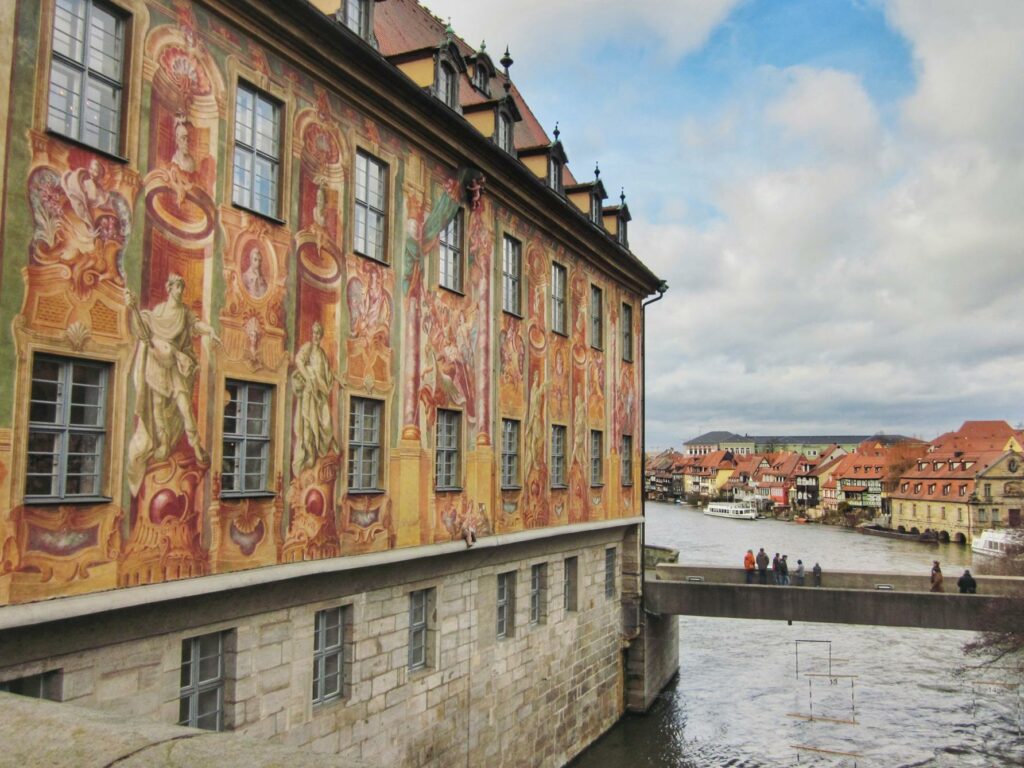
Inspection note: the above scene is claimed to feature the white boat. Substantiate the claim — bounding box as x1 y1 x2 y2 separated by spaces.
972 528 1024 557
704 501 758 520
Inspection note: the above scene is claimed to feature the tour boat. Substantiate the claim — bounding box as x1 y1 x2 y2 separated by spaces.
972 528 1024 558
703 501 758 520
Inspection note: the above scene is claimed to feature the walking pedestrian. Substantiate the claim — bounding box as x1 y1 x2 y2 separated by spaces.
957 569 977 594
794 559 805 586
780 555 790 586
744 549 756 584
812 562 822 587
756 548 769 584
772 553 781 585
930 561 943 593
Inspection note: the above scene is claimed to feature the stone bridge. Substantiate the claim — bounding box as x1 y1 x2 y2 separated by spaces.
646 565 1024 631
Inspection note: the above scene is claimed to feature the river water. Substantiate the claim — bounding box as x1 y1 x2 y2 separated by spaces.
573 502 1023 767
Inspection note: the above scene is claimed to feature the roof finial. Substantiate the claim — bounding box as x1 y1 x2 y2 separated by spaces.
553 122 560 142
444 18 454 43
480 39 486 52
501 46 513 94
594 162 600 181
620 187 626 205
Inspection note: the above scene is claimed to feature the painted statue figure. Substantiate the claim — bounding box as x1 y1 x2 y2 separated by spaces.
241 246 268 298
292 321 339 475
125 275 220 494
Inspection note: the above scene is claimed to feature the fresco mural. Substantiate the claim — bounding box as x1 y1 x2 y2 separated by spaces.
0 0 644 606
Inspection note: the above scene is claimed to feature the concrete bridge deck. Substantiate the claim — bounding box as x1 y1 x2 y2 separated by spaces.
647 565 1024 631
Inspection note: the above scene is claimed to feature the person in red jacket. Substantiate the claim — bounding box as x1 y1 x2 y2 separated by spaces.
744 549 756 584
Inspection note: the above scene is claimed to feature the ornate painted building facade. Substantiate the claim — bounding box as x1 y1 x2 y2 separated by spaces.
0 0 666 764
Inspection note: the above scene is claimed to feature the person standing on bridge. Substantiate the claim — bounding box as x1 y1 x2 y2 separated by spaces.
756 548 769 584
779 555 790 585
812 562 822 587
794 559 805 586
930 561 944 592
772 553 781 585
744 550 756 584
957 569 977 594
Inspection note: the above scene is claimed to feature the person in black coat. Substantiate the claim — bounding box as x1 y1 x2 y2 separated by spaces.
957 569 977 594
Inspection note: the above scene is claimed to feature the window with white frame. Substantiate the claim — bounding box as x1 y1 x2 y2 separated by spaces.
563 556 578 612
590 430 603 486
179 631 228 732
474 64 490 94
551 262 567 335
221 381 272 496
347 397 382 492
354 150 388 262
408 588 435 671
590 193 602 226
502 234 522 315
551 425 567 488
497 571 516 639
617 218 628 247
439 210 463 292
313 605 351 705
590 285 603 349
621 303 633 362
496 110 513 153
547 158 563 193
232 83 281 219
26 355 109 501
501 418 520 489
530 563 547 625
47 0 126 155
436 60 458 108
435 409 461 490
340 0 369 38
621 434 633 486
605 547 616 598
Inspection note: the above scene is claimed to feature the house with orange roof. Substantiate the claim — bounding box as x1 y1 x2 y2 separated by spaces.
889 421 1024 543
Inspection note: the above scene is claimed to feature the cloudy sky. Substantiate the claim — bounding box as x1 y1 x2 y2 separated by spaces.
421 0 1024 450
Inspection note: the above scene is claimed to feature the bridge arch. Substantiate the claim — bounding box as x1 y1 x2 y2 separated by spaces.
954 532 967 544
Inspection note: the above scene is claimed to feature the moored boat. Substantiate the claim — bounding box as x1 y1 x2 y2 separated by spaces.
857 524 938 544
704 501 758 520
972 528 1024 558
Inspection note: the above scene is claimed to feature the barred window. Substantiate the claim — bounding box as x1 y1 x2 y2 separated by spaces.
530 563 547 625
26 355 109 501
179 632 227 732
590 430 603 486
590 285 603 349
563 557 578 613
435 410 461 490
551 263 567 335
551 425 567 488
313 606 351 705
502 235 522 315
501 419 520 489
621 303 633 362
47 0 125 155
355 151 388 262
408 588 434 671
232 83 281 218
621 434 633 486
348 397 382 491
439 210 463 292
497 571 516 639
222 381 272 496
605 547 616 598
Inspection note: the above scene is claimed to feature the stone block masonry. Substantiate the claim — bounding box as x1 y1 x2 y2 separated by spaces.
0 524 638 767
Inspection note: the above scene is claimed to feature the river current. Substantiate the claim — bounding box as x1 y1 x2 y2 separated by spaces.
573 502 1023 767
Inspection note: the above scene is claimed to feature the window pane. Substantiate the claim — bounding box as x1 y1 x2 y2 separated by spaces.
47 60 83 138
53 0 87 63
88 4 124 80
235 88 254 144
83 77 121 154
232 148 253 208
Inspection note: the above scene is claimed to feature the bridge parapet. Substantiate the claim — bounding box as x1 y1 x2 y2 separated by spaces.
654 564 1024 597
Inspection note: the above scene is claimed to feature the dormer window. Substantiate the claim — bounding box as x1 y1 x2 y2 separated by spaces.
617 218 628 247
496 111 513 153
436 60 458 108
474 65 490 95
340 0 369 39
590 193 602 225
547 157 563 193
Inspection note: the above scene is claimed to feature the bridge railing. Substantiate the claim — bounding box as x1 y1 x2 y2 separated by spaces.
654 564 1024 597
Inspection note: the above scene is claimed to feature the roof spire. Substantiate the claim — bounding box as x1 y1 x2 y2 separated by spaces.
594 162 600 181
500 46 513 94
620 187 626 205
480 39 486 52
553 122 560 142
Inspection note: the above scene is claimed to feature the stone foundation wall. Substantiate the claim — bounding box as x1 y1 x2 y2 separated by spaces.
0 526 635 767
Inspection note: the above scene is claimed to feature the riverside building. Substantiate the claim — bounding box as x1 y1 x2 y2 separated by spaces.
0 0 665 764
